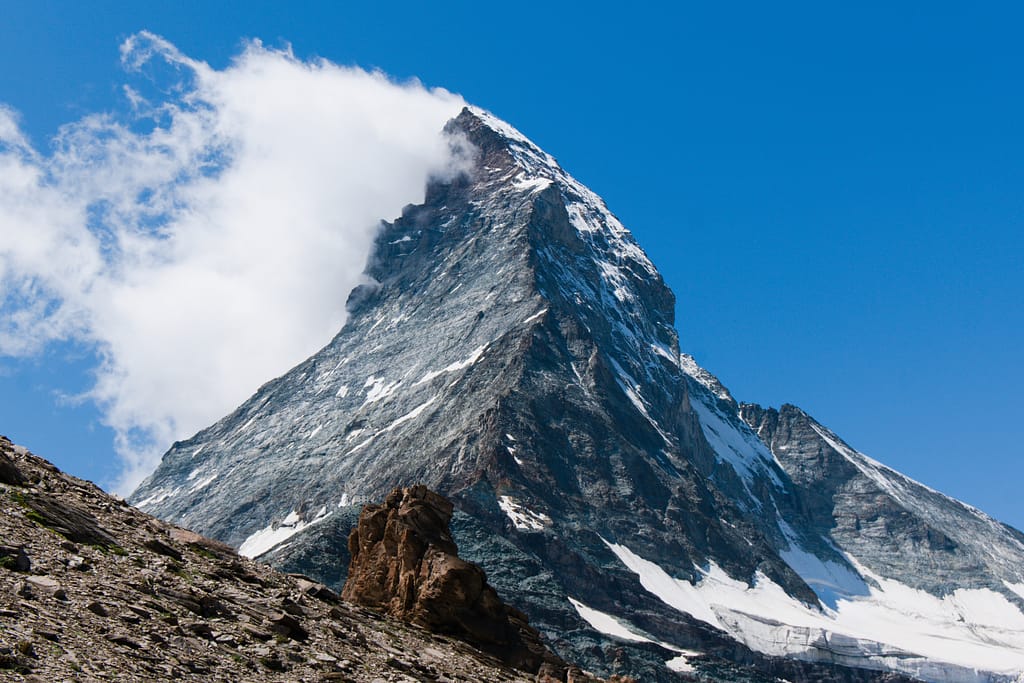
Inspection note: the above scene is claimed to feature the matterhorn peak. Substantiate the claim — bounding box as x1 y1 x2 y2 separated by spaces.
133 107 1024 683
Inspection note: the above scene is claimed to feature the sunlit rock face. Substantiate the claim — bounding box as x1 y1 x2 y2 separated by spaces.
133 108 1024 682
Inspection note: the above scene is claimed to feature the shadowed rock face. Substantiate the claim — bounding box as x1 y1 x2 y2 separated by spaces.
343 485 564 676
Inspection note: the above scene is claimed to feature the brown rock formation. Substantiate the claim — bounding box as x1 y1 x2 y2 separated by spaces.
342 485 567 676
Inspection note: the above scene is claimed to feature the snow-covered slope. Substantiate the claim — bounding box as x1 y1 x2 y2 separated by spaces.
729 402 1024 680
132 108 1024 682
605 527 1024 681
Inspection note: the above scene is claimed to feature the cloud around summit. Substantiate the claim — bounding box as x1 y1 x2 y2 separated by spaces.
0 32 468 493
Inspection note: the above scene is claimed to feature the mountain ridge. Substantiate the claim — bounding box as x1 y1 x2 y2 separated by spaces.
740 401 1024 597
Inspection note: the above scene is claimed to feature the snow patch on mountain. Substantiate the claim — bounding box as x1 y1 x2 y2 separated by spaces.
605 538 1024 681
679 353 734 403
688 392 783 491
238 506 332 559
134 486 180 510
776 518 869 607
384 395 439 432
665 654 696 674
568 597 653 644
1005 582 1024 602
413 345 487 386
521 308 548 325
497 496 550 531
650 342 679 366
188 472 218 493
614 375 673 445
512 174 552 194
362 375 401 406
603 539 723 629
568 597 701 674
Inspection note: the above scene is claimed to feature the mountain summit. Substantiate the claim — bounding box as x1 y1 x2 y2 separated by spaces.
133 108 1024 682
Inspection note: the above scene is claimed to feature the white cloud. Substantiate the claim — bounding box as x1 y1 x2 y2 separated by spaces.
0 32 469 493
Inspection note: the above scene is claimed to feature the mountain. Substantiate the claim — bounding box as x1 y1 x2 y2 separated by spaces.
0 435 590 682
131 108 1024 683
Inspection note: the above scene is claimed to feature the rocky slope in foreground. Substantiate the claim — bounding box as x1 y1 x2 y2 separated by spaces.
0 435 605 682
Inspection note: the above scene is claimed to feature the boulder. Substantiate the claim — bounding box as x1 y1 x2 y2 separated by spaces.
0 546 30 572
20 493 117 547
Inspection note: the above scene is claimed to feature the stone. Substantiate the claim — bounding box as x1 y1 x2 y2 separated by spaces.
86 601 109 617
0 545 30 572
143 538 183 561
126 604 151 619
290 574 340 603
19 493 117 547
242 624 274 641
25 576 61 595
184 621 213 639
66 555 90 571
105 634 142 649
268 611 308 642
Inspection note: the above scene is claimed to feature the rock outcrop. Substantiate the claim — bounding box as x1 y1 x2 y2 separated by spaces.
0 435 604 682
343 485 567 678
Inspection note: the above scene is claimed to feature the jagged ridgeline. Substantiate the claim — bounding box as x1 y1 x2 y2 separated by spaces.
132 108 1024 682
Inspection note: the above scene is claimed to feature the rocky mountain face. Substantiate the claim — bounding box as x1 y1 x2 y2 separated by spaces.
0 435 616 682
740 403 1024 597
132 108 1024 683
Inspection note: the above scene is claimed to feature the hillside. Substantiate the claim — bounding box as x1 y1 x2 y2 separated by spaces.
0 435 602 682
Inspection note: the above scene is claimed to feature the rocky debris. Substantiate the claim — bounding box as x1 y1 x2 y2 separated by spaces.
0 435 614 682
343 486 569 677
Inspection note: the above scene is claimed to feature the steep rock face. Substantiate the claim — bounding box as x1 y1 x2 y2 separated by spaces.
740 403 1024 598
131 108 1024 682
342 485 564 676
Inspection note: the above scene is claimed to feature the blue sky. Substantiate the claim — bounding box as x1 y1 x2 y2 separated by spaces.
1 3 1022 529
